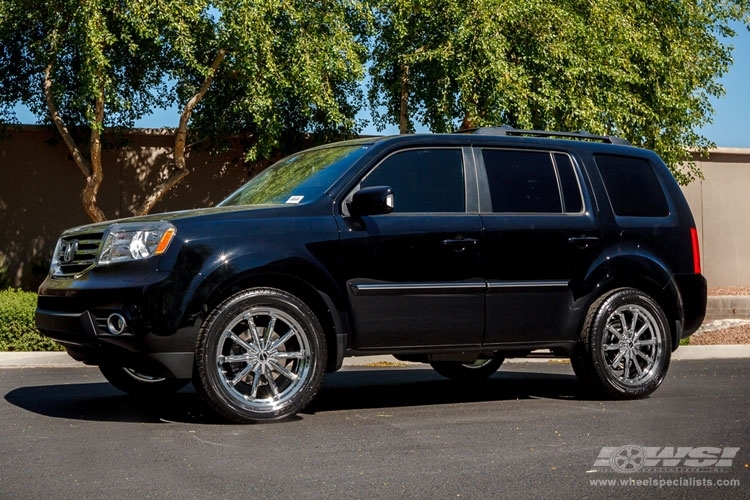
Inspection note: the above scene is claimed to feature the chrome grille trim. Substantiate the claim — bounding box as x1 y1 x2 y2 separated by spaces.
52 232 104 278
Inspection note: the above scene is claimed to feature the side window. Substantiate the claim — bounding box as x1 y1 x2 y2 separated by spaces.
554 153 583 213
360 149 465 213
595 155 669 217
482 149 563 213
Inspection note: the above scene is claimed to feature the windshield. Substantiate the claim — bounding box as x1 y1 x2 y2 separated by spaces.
220 144 369 206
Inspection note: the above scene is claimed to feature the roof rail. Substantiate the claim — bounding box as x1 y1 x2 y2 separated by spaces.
457 125 631 146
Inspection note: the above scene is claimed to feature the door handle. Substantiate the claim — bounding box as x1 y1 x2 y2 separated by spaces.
442 238 478 252
568 236 600 249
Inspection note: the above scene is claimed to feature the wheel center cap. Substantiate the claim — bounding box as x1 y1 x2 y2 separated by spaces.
259 351 269 362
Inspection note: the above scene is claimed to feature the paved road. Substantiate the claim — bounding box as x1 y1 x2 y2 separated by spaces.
1 360 748 499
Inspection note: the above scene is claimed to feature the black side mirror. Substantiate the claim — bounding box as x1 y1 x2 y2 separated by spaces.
348 186 394 217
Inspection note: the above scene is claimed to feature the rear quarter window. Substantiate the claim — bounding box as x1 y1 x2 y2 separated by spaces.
594 154 669 217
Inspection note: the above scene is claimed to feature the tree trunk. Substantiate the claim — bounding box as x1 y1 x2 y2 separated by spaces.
44 63 106 222
83 82 107 223
133 49 227 216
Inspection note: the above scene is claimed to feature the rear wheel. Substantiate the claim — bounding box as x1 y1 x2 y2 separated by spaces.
430 358 504 381
193 288 327 423
573 288 671 399
98 364 189 397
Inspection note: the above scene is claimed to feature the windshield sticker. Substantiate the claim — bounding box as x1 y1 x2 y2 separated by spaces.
286 195 304 204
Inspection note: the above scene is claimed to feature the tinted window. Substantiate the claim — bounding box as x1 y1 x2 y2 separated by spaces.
482 150 562 213
360 149 465 213
554 153 583 213
595 155 669 217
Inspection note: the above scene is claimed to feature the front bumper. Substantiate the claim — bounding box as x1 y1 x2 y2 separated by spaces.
35 272 199 379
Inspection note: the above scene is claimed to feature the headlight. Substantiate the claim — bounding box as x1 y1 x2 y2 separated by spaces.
98 221 176 265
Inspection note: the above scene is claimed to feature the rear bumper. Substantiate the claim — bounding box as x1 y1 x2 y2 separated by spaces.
673 273 708 338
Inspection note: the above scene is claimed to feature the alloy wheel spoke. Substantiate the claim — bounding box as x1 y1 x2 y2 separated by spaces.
249 365 262 398
269 359 298 382
245 314 263 349
634 349 654 365
229 361 257 387
219 353 257 364
227 332 257 354
606 325 625 342
610 350 625 368
269 329 296 352
264 365 280 397
629 310 640 335
264 315 277 346
274 350 306 360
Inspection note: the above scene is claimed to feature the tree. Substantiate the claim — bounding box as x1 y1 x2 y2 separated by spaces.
368 0 750 184
0 0 368 221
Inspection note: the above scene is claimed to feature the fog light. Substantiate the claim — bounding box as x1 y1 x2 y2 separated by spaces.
107 313 127 335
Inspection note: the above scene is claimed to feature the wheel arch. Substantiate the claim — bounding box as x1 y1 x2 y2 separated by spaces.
577 254 682 350
197 269 349 373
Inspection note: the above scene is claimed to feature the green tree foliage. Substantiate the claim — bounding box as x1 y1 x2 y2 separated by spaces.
369 0 750 183
0 0 368 220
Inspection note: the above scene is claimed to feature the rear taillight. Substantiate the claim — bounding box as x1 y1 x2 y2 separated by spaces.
690 227 701 274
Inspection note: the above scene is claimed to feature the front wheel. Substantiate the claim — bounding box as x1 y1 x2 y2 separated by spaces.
193 288 327 423
98 364 189 397
573 288 671 399
430 358 504 381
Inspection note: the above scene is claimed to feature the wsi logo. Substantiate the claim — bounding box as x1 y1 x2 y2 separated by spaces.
594 446 740 473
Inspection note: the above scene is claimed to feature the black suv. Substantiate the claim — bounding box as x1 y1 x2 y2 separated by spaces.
36 127 707 422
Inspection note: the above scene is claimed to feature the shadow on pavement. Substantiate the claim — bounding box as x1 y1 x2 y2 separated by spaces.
4 367 581 424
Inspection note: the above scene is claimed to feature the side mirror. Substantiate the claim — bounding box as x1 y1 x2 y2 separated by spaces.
348 186 394 217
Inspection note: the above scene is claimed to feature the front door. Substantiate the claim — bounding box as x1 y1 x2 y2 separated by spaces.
337 147 485 349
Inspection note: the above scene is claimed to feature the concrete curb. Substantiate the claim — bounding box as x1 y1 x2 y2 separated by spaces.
1 345 748 370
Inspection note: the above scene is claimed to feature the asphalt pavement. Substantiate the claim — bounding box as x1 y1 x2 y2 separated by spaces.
1 358 748 499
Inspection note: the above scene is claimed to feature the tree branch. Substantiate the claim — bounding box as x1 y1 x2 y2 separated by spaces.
44 64 92 178
134 48 227 216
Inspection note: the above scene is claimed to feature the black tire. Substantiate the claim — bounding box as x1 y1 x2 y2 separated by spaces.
430 358 504 381
193 288 327 423
573 288 671 399
98 364 189 397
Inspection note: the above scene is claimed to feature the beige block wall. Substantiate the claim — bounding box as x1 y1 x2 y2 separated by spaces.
683 149 750 287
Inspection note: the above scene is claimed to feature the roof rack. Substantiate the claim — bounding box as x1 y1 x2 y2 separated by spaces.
457 125 631 146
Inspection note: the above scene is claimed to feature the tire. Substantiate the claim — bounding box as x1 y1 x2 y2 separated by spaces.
430 358 504 381
193 288 327 423
98 364 189 397
573 288 671 399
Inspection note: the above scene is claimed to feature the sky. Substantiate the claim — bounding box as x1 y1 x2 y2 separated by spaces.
12 24 750 148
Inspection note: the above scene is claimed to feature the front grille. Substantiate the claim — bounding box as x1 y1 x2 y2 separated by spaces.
52 232 104 277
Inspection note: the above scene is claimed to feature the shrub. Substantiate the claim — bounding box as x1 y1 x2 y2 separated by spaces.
0 288 62 351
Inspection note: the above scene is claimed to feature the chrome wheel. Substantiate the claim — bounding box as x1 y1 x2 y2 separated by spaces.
600 304 664 387
194 288 327 422
574 288 671 399
216 307 312 411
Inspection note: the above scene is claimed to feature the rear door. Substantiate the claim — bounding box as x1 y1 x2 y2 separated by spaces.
477 148 600 345
337 147 485 349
